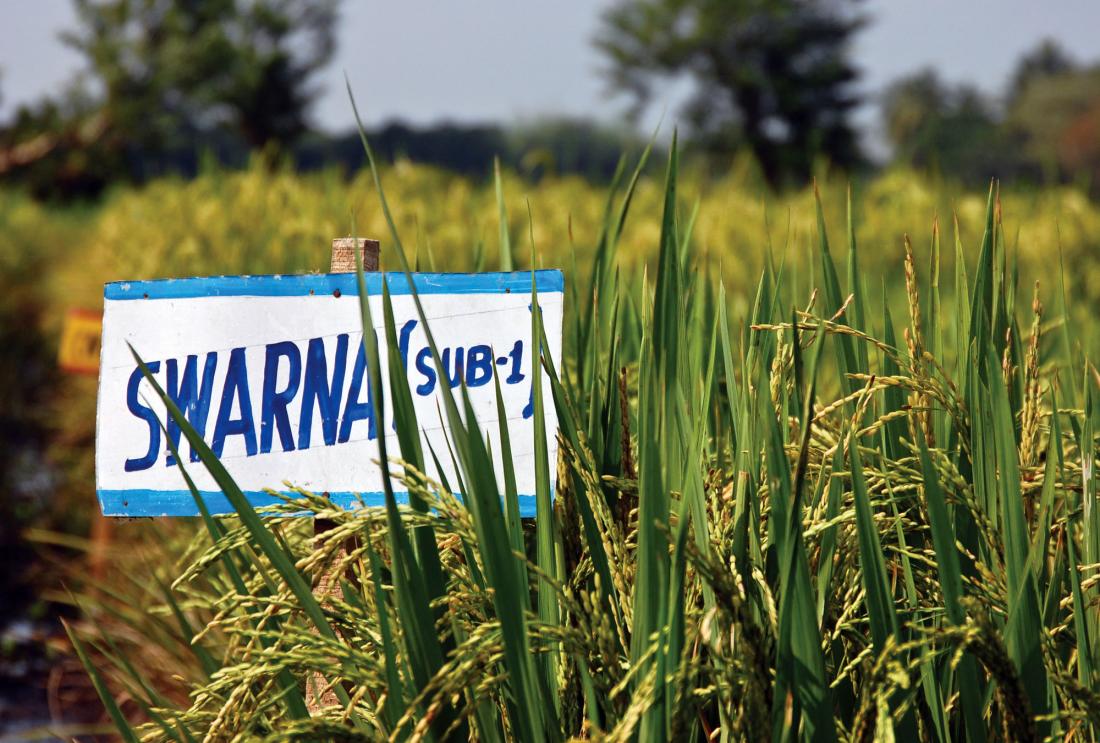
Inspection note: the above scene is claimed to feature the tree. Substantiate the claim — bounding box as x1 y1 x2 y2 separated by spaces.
594 0 866 185
881 69 1008 183
881 43 1100 189
1007 38 1076 107
0 0 338 195
1006 66 1100 184
62 0 338 152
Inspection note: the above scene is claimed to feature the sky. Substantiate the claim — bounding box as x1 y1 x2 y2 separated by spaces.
1 1 1099 143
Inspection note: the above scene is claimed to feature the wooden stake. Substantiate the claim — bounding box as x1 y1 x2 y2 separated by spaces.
307 237 380 712
88 512 112 582
316 236 379 542
330 237 380 273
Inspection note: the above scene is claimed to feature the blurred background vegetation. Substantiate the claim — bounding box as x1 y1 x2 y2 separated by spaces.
1 0 1099 736
4 0 1100 197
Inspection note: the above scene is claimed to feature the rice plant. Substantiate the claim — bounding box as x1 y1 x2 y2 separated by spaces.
64 118 1100 741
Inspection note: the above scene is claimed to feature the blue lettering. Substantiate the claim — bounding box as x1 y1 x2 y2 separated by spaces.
339 340 375 443
124 361 161 472
392 320 420 431
415 347 436 395
466 345 493 387
506 340 525 384
298 334 349 450
165 353 217 466
260 342 302 453
211 348 258 458
523 385 534 419
523 304 542 417
398 319 417 368
523 336 539 420
442 347 464 388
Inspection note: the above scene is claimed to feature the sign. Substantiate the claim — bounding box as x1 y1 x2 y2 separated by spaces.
96 271 563 518
59 308 103 375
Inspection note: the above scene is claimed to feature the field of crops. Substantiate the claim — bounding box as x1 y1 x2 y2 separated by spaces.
4 155 1100 345
5 139 1100 740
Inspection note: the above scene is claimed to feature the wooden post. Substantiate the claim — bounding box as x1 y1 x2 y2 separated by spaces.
330 237 380 273
315 237 379 538
307 237 380 712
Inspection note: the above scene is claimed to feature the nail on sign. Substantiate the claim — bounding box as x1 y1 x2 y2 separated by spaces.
95 271 563 518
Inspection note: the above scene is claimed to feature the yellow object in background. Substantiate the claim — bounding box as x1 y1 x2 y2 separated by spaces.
59 309 102 375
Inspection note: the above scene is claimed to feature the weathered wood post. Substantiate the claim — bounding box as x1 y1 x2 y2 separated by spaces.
306 237 379 712
330 237 380 274
319 237 378 545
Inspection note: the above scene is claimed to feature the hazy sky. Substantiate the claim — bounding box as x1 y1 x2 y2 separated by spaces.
2 1 1099 140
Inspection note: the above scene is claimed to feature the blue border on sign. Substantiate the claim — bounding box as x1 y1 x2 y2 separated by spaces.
97 489 539 518
104 270 564 300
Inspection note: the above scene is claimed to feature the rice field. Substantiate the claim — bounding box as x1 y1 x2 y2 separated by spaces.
9 128 1100 740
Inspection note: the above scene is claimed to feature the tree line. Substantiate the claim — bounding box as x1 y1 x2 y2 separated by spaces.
1 0 1098 199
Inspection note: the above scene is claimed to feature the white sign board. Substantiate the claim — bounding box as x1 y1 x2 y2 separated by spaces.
95 271 563 518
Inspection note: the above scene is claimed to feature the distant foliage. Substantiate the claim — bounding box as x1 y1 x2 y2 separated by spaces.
881 71 1008 182
294 118 648 184
882 39 1100 189
596 0 866 185
0 0 338 196
63 0 338 149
